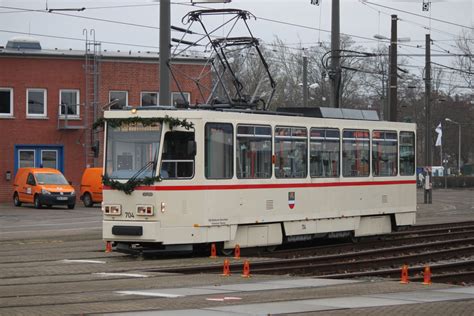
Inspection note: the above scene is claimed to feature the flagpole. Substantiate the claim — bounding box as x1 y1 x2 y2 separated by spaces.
440 121 442 167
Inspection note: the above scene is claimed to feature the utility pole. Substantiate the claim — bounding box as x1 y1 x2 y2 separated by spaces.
382 48 389 120
388 14 398 122
424 33 432 204
159 0 171 106
330 0 340 108
303 55 308 107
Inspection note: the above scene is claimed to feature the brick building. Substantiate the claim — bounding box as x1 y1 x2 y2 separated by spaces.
0 37 211 203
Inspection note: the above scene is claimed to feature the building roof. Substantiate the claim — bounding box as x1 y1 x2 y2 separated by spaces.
0 43 210 64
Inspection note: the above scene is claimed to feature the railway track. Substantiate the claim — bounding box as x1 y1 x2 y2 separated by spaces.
1 220 473 314
152 222 474 285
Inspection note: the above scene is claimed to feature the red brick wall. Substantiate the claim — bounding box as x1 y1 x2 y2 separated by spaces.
0 54 211 203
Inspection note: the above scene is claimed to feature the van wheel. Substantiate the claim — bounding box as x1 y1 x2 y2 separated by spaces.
34 195 42 209
67 204 75 210
13 193 22 207
83 193 93 207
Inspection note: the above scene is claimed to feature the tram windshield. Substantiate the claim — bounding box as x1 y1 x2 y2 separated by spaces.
105 123 162 179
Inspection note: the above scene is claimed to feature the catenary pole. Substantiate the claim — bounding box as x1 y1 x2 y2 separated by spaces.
159 0 171 106
303 55 308 107
424 33 432 204
389 14 398 121
330 0 340 108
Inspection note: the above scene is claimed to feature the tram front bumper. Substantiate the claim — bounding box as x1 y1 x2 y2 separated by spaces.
103 220 162 242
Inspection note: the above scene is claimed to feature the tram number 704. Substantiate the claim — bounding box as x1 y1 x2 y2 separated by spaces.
125 212 135 219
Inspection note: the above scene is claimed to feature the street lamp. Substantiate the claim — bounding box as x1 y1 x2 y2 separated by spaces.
445 118 461 175
373 34 411 42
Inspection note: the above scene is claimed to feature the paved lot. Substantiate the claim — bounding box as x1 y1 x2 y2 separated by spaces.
0 203 101 241
416 188 474 225
0 188 472 315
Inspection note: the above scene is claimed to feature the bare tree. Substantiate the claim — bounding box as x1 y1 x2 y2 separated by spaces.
454 29 473 88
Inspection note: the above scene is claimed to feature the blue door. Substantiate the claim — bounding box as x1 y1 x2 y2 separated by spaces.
14 145 64 174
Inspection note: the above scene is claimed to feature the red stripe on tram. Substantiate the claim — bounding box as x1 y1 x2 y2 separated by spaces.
104 180 416 192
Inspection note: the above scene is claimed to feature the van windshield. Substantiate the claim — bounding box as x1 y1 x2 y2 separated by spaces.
35 173 69 185
105 123 162 179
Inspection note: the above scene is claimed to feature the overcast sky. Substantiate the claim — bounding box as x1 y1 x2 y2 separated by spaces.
0 0 472 85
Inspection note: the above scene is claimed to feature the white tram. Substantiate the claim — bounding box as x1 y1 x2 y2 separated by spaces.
101 107 417 254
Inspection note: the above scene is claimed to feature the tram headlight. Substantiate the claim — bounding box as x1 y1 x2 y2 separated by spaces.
137 205 154 216
161 202 166 213
103 204 122 215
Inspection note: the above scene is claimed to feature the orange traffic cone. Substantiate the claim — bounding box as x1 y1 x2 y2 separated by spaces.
422 265 432 285
221 259 231 276
400 264 409 284
241 260 251 278
105 241 112 253
210 243 217 258
234 244 241 259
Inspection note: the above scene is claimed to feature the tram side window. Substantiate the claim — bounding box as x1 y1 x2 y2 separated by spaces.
274 127 307 178
310 128 340 177
400 131 415 175
205 123 233 179
160 131 195 179
237 125 272 179
372 131 398 176
342 129 370 177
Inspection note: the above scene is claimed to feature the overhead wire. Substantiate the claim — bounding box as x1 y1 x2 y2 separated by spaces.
0 5 165 31
0 2 458 57
361 1 473 31
0 28 160 49
431 62 474 75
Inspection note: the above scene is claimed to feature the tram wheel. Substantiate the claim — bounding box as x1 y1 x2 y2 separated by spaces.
220 248 234 256
266 245 277 253
349 232 359 243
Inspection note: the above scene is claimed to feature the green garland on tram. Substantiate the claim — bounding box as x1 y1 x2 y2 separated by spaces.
95 115 194 194
92 115 194 130
102 174 162 195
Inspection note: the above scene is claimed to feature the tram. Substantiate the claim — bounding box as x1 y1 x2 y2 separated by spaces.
101 106 417 254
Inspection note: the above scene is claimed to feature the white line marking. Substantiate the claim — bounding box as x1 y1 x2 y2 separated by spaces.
4 220 100 228
61 259 106 264
0 227 101 235
117 291 183 298
94 272 148 278
206 298 225 301
206 296 242 302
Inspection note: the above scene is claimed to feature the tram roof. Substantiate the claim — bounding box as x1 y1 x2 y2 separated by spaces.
104 105 415 129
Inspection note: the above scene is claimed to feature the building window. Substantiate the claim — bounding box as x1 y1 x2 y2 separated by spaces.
275 126 308 178
19 150 35 168
342 129 370 177
372 131 398 177
109 91 128 109
236 124 272 179
140 92 158 107
27 89 47 117
310 128 340 178
0 88 13 116
41 150 58 169
60 90 80 117
172 92 190 107
400 131 415 176
205 123 233 179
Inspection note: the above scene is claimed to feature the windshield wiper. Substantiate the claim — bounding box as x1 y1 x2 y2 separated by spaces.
128 160 155 182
